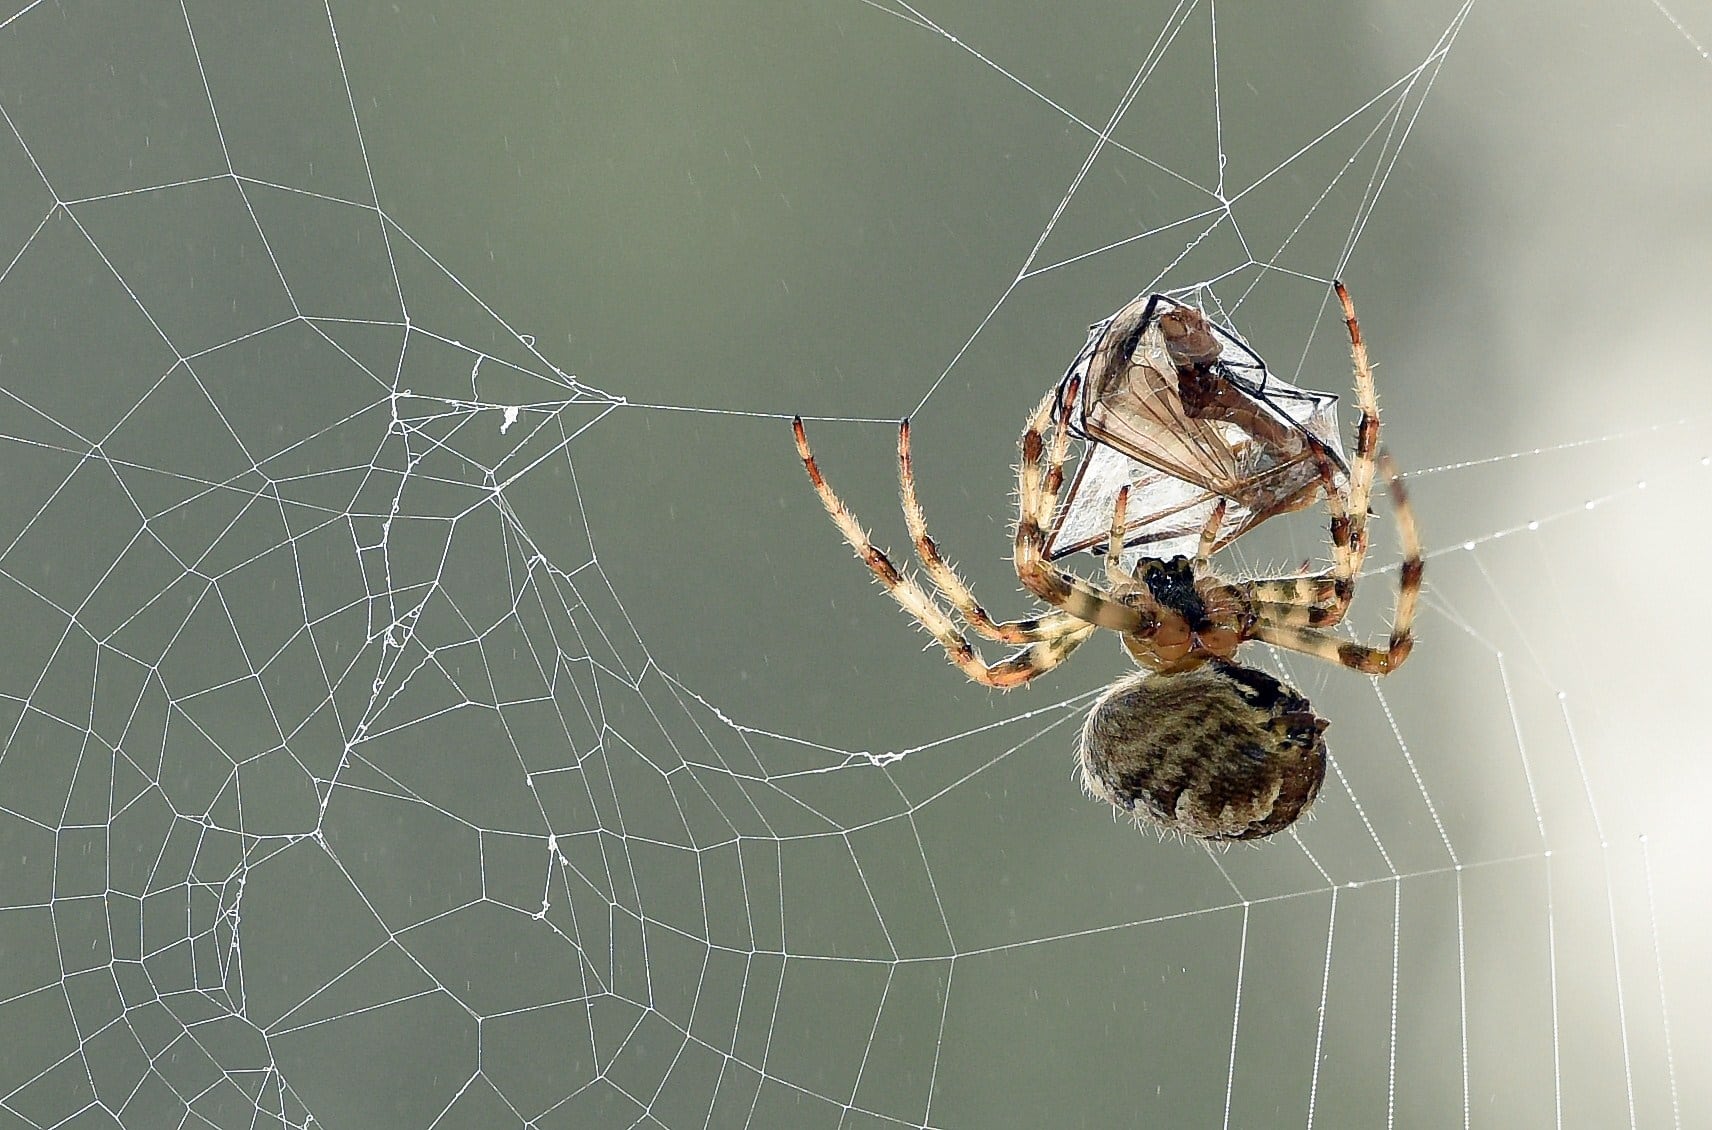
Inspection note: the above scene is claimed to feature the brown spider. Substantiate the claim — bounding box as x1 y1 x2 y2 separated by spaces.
791 282 1421 841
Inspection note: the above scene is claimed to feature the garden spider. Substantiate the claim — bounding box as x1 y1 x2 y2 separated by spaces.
791 282 1420 841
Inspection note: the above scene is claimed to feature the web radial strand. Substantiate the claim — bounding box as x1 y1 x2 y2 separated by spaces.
0 2 1704 1130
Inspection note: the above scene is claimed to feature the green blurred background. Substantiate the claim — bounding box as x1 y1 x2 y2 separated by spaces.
0 1 1707 1127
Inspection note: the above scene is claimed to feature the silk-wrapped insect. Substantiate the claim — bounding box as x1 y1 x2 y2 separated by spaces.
1046 292 1350 571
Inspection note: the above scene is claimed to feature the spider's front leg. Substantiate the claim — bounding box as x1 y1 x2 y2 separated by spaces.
1012 381 1155 635
1251 285 1384 632
1320 280 1386 609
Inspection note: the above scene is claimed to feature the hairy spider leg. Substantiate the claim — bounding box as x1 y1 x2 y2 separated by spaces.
1336 280 1383 543
1245 282 1386 632
1242 456 1359 630
896 416 1081 644
793 416 1095 689
1195 498 1228 571
1013 380 1158 635
1105 485 1132 585
1252 450 1421 675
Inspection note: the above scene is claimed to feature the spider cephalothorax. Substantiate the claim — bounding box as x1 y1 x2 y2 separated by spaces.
791 282 1419 841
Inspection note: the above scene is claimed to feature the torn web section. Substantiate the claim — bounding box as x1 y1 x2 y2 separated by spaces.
1046 294 1348 574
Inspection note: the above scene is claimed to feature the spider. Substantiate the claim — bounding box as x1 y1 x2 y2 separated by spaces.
791 282 1421 842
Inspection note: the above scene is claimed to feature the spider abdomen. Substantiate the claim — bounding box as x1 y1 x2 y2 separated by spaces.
1077 659 1328 841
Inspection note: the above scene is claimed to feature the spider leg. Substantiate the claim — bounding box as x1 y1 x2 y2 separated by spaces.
1252 621 1411 676
792 417 1092 688
1262 451 1364 630
896 417 1082 644
1247 570 1344 628
1014 382 1157 634
1334 280 1381 572
989 622 1100 686
1266 283 1381 631
1019 380 1077 529
1252 450 1421 674
1105 485 1131 585
1249 572 1340 607
1194 498 1228 571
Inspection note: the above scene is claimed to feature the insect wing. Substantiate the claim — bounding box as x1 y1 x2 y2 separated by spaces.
1047 442 1230 562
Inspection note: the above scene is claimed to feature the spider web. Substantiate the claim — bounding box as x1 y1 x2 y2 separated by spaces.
0 1 1708 1127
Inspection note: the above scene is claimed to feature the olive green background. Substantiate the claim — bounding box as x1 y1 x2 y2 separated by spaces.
0 2 1707 1127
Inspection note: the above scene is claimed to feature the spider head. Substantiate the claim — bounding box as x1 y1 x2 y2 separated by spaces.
1077 658 1328 841
1119 556 1251 669
1135 556 1211 630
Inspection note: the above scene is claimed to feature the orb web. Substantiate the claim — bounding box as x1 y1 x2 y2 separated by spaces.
0 1 1707 1128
